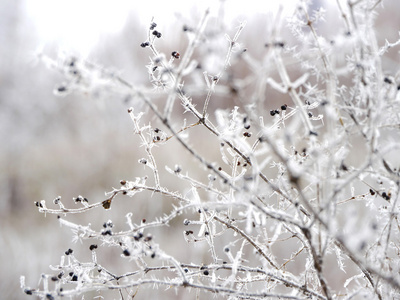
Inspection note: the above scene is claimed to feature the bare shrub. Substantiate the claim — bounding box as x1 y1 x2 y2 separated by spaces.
21 1 400 299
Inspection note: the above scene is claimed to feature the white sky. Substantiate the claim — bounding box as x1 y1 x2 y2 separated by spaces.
25 0 299 56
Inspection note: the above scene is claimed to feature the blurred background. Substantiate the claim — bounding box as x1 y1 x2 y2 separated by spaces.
1 0 399 299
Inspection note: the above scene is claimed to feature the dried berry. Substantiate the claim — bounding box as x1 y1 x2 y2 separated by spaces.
384 77 393 84
101 230 112 236
150 22 157 30
171 51 180 59
134 233 143 241
57 86 67 93
174 165 182 173
152 30 162 38
139 158 147 165
102 199 112 210
24 289 33 295
382 192 391 201
243 132 251 137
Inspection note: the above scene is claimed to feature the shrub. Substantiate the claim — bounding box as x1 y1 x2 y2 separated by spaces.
21 1 400 299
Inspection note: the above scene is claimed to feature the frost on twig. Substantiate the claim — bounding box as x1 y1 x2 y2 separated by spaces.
23 2 400 300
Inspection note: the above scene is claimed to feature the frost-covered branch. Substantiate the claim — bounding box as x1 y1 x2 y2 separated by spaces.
22 2 400 299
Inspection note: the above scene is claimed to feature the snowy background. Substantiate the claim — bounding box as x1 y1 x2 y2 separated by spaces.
1 0 399 299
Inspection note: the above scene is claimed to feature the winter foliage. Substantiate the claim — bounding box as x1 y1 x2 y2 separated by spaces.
21 1 400 299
